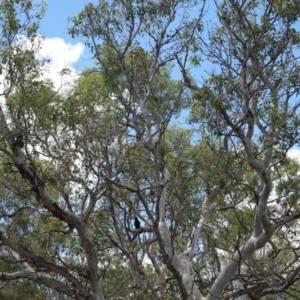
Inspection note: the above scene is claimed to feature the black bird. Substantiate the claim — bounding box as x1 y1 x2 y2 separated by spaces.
134 217 141 229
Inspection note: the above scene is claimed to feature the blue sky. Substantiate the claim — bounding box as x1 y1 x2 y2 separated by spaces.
39 0 94 70
35 0 217 129
37 0 218 77
39 0 80 40
30 1 300 154
23 1 100 90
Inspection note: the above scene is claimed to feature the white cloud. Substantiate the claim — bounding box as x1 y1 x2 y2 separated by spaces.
38 37 85 90
287 147 300 164
0 36 85 97
0 36 84 110
39 37 84 65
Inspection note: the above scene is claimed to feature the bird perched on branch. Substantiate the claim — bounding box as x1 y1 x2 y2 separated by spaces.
134 217 141 229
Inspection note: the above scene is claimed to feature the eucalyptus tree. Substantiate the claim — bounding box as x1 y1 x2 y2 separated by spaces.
0 0 205 299
1 0 300 300
187 0 300 299
69 0 300 299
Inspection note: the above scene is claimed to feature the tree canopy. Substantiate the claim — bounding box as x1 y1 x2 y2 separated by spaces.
0 0 300 299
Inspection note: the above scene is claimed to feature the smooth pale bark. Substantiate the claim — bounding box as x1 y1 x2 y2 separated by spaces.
65 1 300 298
207 231 273 300
135 78 207 298
0 242 87 299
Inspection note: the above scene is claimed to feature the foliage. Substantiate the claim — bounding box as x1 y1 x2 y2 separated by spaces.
1 1 300 300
